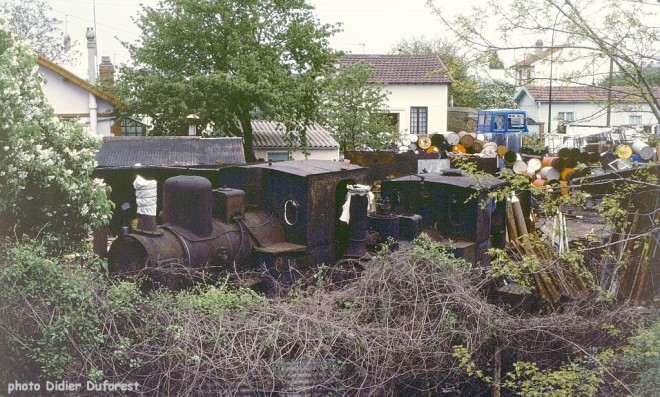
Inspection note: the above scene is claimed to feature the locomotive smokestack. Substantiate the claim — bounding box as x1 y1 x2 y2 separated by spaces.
134 175 158 233
341 185 372 258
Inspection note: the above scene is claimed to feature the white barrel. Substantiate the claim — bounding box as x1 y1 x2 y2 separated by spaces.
446 132 460 145
632 141 654 160
512 160 528 175
527 158 542 172
540 166 560 181
481 142 498 156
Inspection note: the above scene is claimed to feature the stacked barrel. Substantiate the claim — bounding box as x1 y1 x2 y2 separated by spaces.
410 131 520 157
498 140 657 193
405 133 656 186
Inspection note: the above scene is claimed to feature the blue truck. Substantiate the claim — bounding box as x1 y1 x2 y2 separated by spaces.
476 109 529 153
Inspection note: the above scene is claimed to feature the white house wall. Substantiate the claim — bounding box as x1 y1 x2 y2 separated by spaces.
528 48 611 86
39 66 115 136
523 98 656 134
386 84 449 135
254 148 340 162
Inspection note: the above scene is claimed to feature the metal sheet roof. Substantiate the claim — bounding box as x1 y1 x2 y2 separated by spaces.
390 169 506 190
241 159 362 177
251 120 339 149
96 136 245 168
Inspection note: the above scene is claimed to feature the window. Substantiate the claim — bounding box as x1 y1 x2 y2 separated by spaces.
494 114 506 130
410 107 428 134
629 115 642 125
121 119 147 136
507 114 525 130
267 152 289 161
557 112 575 122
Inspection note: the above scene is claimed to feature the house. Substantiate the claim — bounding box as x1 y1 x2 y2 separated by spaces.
514 85 660 135
251 120 340 161
36 55 137 136
339 54 453 136
512 40 610 87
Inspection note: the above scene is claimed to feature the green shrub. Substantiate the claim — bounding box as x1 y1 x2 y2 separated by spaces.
0 239 103 379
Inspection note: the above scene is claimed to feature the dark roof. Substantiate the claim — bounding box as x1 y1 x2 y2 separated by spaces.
96 136 245 168
241 159 362 177
339 54 453 84
520 85 660 102
251 120 339 149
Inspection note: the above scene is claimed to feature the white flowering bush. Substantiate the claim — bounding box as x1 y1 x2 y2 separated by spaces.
0 14 113 252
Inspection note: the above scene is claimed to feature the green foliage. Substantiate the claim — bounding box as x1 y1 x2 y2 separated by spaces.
0 15 113 253
0 240 103 379
407 233 472 272
620 315 660 397
116 0 339 162
318 62 395 151
597 69 660 88
176 280 264 317
0 0 80 66
392 36 515 109
503 360 604 397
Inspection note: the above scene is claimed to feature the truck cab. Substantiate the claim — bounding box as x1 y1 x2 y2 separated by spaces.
477 109 529 153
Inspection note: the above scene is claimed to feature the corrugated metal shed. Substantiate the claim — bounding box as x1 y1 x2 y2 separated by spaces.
251 120 339 149
96 136 245 168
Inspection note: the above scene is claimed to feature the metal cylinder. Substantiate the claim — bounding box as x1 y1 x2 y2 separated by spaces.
162 176 213 238
632 141 654 161
368 214 400 244
343 187 370 258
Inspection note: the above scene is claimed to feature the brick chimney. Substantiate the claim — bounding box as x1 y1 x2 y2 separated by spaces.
98 56 115 87
535 39 543 58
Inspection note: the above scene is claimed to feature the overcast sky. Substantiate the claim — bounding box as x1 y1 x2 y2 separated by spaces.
45 0 482 78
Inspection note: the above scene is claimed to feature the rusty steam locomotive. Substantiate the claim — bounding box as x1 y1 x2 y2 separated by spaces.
107 160 507 288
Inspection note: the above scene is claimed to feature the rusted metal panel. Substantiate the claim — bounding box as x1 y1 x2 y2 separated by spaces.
212 188 245 222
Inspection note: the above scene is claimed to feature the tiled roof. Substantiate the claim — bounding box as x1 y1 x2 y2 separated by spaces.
522 85 660 102
514 47 565 67
96 136 245 168
251 120 339 149
339 54 453 84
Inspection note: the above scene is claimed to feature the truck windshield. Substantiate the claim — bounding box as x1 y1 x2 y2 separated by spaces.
508 114 525 130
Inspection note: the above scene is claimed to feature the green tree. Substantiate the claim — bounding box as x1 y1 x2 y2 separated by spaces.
392 36 515 109
0 0 80 66
429 0 660 123
318 62 394 151
393 37 477 108
0 14 113 253
597 68 660 88
115 0 338 162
